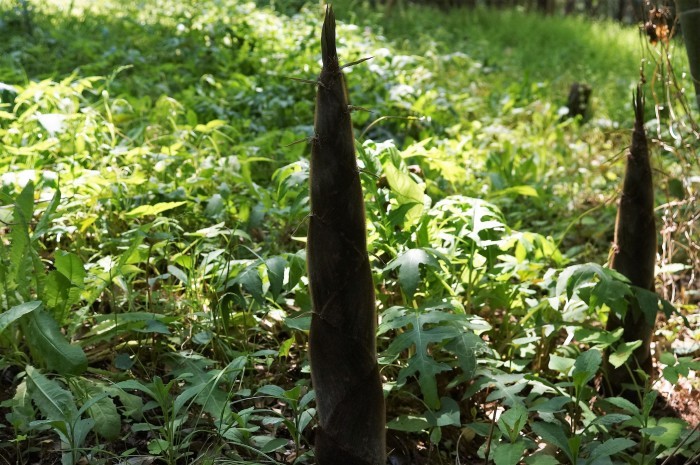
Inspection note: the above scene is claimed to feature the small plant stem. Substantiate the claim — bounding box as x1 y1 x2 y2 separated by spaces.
484 397 498 464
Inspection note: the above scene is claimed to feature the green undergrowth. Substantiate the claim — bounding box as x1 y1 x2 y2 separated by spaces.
1 0 698 464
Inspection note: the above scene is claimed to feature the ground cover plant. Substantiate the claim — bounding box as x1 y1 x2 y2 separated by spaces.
0 0 699 464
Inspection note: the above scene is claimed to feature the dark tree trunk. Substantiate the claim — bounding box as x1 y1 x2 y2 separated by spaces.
677 0 700 112
307 7 386 465
604 87 657 404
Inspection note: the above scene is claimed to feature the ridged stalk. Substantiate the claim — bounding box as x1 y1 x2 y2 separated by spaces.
307 6 386 465
604 87 657 402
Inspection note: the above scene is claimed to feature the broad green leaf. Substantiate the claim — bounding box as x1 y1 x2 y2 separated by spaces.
167 265 189 284
531 421 573 462
586 438 635 463
125 201 186 218
427 397 461 427
572 349 601 388
85 393 120 440
498 404 528 440
490 185 539 198
648 418 686 448
234 264 264 305
548 354 575 375
265 256 286 299
524 454 559 465
250 436 288 453
387 415 431 432
590 414 631 427
0 301 42 334
384 248 440 300
55 250 85 289
608 340 642 368
602 396 640 414
529 396 572 413
493 440 528 465
25 366 78 421
634 287 660 326
148 438 171 454
25 308 87 375
383 161 425 224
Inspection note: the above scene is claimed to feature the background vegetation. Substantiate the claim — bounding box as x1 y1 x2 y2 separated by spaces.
0 0 698 463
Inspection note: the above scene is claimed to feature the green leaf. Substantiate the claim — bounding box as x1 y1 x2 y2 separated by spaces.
0 301 42 334
572 349 601 388
383 309 459 409
25 308 87 375
531 421 573 463
524 453 559 465
84 392 120 440
33 188 61 241
387 415 431 432
590 414 631 427
234 264 264 305
384 248 440 300
25 366 78 421
601 397 639 414
498 404 528 441
586 438 635 463
634 287 660 326
383 161 425 224
167 265 189 285
148 438 171 454
548 354 575 375
608 340 642 368
493 440 528 465
490 185 539 198
648 418 685 448
265 256 286 299
125 201 186 218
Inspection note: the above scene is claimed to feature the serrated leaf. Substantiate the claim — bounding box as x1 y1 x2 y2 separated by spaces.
25 365 78 421
0 301 42 334
384 249 440 299
25 308 87 375
125 201 186 218
485 374 527 408
383 310 459 409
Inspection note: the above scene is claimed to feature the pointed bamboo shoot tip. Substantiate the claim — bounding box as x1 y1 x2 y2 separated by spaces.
321 5 337 68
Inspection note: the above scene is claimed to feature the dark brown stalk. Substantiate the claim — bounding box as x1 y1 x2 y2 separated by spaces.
307 6 385 465
604 86 657 403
